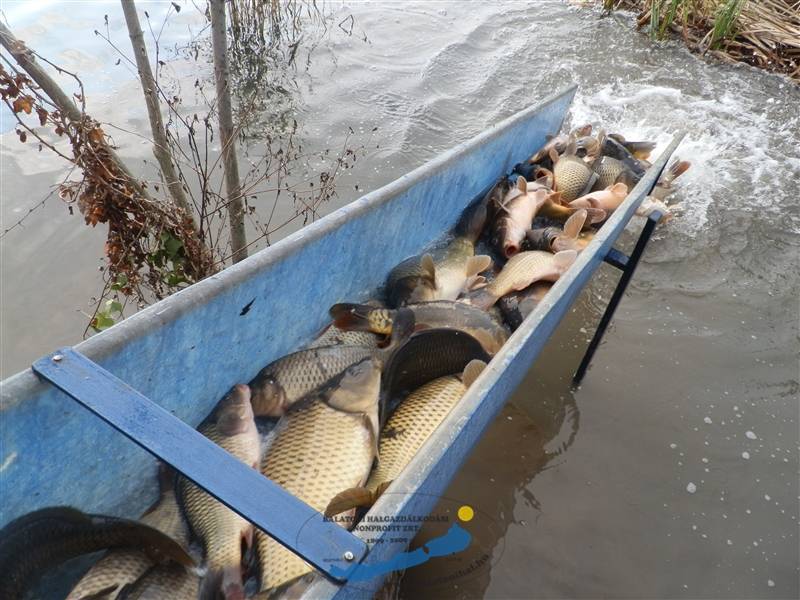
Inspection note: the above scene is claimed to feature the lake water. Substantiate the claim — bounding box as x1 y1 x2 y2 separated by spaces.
0 1 797 598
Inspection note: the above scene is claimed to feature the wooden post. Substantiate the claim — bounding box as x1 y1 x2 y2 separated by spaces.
209 0 248 263
121 0 193 217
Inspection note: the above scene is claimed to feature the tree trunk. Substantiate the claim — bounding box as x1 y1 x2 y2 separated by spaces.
0 20 152 204
209 0 248 263
121 0 193 216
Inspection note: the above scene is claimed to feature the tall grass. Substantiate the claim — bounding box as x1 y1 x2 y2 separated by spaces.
710 0 745 48
648 0 686 40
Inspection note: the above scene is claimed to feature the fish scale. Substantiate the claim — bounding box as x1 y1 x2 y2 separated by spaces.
308 324 381 348
257 371 378 593
368 375 466 492
118 564 199 599
554 155 592 202
486 251 560 297
67 549 152 599
177 388 260 599
250 345 375 416
593 156 627 190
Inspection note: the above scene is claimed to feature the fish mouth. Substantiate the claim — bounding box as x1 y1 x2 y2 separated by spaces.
503 243 520 258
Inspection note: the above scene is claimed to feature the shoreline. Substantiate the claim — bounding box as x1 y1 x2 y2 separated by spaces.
591 0 800 83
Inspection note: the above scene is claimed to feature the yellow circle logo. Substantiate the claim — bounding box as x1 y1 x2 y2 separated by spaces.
457 505 474 522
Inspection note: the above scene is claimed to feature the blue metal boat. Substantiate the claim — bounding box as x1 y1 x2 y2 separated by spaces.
0 84 682 598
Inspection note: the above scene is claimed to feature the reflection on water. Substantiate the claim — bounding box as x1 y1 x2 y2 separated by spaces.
401 298 588 599
1 1 798 598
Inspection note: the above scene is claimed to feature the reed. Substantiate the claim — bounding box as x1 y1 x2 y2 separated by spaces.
597 0 800 83
710 0 744 48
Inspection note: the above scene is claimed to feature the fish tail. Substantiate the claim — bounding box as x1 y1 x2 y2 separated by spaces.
455 199 489 242
387 308 416 348
662 159 691 185
330 303 392 334
466 288 498 311
200 562 245 600
325 487 377 517
623 141 657 160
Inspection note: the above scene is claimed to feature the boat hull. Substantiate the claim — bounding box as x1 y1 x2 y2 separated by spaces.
0 86 577 527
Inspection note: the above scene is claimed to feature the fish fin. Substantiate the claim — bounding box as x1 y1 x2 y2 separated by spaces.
325 487 376 517
585 207 607 224
388 308 415 348
421 254 436 285
608 132 626 144
516 175 527 193
552 249 578 271
466 255 492 278
548 147 559 164
373 480 392 501
241 524 254 551
533 173 552 189
200 563 244 600
569 197 597 210
663 159 690 184
609 182 629 195
329 303 376 332
547 191 565 206
562 209 587 239
625 141 657 160
572 123 593 137
466 275 487 291
461 359 487 387
465 288 497 311
455 199 489 242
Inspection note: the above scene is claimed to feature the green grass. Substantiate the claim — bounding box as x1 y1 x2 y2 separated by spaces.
710 0 745 48
649 0 689 40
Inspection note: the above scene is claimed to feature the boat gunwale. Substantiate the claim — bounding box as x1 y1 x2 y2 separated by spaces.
0 84 579 409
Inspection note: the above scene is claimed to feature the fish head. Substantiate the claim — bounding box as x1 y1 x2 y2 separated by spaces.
215 384 256 435
327 359 381 429
497 223 527 258
575 136 600 162
249 376 288 418
571 123 593 137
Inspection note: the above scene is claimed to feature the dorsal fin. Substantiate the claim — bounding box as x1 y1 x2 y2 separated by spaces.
466 255 492 278
461 359 487 388
562 209 587 239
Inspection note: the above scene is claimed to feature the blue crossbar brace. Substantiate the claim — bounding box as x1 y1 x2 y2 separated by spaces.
31 348 366 581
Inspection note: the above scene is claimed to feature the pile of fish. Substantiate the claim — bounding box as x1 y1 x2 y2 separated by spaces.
0 124 689 600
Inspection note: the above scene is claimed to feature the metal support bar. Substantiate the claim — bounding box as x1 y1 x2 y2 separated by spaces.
604 247 630 271
572 210 663 386
32 348 366 581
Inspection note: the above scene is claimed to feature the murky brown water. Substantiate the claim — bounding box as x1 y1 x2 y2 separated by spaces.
1 1 798 598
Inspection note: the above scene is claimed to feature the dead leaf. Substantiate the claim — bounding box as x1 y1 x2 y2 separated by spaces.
12 95 32 114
